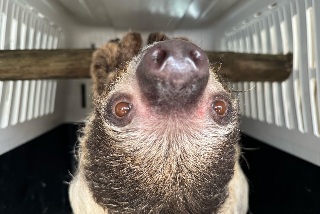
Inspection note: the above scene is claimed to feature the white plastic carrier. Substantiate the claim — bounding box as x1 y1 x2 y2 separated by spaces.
0 0 319 167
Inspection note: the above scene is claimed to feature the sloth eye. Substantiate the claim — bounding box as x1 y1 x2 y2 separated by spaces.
115 102 132 117
212 100 226 115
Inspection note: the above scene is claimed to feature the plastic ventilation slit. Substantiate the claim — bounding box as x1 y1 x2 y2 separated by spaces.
41 25 48 49
19 80 29 123
249 81 257 119
291 6 305 133
47 27 53 49
239 32 245 53
236 31 251 118
269 17 278 54
0 81 13 129
235 38 245 117
269 13 285 127
310 78 320 136
226 35 244 116
19 8 27 49
50 81 57 113
233 34 247 115
241 29 250 118
53 31 59 49
233 34 249 117
33 80 41 118
17 7 29 124
253 22 265 122
306 3 320 137
45 80 52 115
35 20 42 49
238 82 244 116
261 17 275 125
245 27 257 119
27 80 36 121
227 40 232 51
306 7 315 70
28 15 35 49
279 5 295 130
39 80 47 117
244 82 251 117
233 36 239 52
295 0 313 134
245 27 252 53
10 81 22 126
9 3 18 50
0 0 8 50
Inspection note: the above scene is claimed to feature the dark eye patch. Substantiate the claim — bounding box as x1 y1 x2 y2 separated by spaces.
99 93 134 127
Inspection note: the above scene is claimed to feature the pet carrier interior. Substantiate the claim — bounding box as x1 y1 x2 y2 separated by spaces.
0 0 319 213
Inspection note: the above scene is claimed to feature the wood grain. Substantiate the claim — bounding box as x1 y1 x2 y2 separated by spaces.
0 49 93 80
206 52 293 82
0 49 292 82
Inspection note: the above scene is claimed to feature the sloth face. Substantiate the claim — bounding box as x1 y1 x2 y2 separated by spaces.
82 39 240 214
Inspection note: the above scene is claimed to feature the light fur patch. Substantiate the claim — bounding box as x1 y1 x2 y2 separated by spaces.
69 172 106 214
217 162 249 214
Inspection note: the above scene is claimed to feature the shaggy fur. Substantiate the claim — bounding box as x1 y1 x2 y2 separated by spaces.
70 32 248 214
91 32 142 98
147 32 169 45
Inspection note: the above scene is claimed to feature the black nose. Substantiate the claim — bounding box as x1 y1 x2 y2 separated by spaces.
137 39 209 109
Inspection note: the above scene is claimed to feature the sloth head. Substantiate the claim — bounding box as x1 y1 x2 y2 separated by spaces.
81 32 240 214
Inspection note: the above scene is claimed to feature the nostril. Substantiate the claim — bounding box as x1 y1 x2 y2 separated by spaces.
151 48 167 67
190 50 202 66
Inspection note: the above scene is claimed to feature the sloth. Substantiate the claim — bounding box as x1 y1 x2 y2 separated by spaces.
69 32 248 214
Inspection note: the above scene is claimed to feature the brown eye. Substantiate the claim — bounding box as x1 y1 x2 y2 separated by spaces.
213 100 226 115
115 102 132 117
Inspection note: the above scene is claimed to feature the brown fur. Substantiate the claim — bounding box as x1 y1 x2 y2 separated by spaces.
147 32 169 45
91 42 119 98
91 32 142 98
172 36 192 42
147 32 191 45
116 32 142 70
70 32 248 214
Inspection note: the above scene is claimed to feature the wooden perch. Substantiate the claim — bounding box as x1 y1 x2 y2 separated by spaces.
0 49 292 82
0 49 93 80
206 52 292 82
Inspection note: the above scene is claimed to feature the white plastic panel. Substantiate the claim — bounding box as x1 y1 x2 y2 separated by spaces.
0 80 67 155
241 117 320 166
64 79 92 123
220 0 320 166
56 0 248 30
